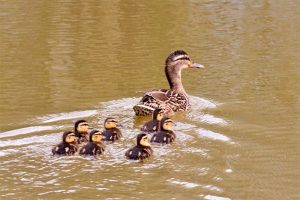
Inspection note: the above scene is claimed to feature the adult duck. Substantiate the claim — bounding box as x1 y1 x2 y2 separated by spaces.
133 50 204 116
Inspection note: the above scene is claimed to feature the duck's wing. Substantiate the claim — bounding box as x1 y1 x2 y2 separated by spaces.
133 89 190 116
133 89 174 116
144 89 170 102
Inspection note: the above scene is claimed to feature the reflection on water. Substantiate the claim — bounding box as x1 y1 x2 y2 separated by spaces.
0 0 299 199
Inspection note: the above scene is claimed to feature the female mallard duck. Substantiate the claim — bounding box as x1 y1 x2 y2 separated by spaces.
133 50 204 116
52 131 78 155
101 117 122 142
74 119 89 144
150 117 176 144
125 133 153 160
79 130 105 156
141 108 164 132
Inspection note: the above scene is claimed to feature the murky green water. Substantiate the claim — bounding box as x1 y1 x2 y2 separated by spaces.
0 1 299 199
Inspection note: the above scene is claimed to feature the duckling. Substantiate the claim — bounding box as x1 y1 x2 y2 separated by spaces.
79 130 105 156
74 119 89 144
125 133 153 160
102 117 122 142
150 117 176 144
133 50 204 116
141 108 164 132
52 131 78 155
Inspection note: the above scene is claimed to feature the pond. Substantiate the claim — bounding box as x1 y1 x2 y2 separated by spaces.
0 1 299 199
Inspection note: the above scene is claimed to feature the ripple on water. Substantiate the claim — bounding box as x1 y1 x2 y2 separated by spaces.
39 110 99 123
197 128 233 144
0 96 234 199
0 125 58 139
204 194 231 200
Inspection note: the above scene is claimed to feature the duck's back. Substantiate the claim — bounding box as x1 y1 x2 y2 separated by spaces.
141 120 159 132
125 146 153 160
150 130 175 144
133 89 190 116
102 128 122 142
52 143 77 155
79 142 105 155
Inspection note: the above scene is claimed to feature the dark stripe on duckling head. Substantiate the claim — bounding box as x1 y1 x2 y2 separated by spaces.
152 108 162 120
62 131 75 143
136 133 147 146
104 117 118 123
89 129 101 142
104 117 119 129
159 117 173 131
74 119 88 131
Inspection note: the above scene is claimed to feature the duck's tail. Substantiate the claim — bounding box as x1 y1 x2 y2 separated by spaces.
133 104 155 116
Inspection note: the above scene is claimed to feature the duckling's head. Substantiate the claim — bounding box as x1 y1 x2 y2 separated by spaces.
89 129 103 143
152 108 164 120
165 50 204 93
104 117 119 129
62 131 76 144
74 119 89 133
137 133 151 147
160 117 174 131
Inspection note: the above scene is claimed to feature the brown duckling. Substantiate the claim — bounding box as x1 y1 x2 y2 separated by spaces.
141 108 164 132
102 117 122 142
133 50 204 116
125 133 153 160
79 130 105 156
52 131 78 155
74 119 89 144
150 117 176 144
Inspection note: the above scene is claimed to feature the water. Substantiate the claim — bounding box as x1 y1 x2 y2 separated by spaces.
0 1 299 199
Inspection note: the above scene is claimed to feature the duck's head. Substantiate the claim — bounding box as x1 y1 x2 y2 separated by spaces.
137 133 151 147
152 108 164 120
62 131 76 144
165 50 204 93
165 50 204 69
160 117 174 131
104 117 120 129
74 119 89 134
89 129 103 143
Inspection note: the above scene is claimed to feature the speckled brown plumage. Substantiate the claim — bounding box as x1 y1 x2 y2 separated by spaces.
133 50 203 116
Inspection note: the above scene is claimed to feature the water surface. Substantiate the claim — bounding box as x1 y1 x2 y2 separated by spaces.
0 1 299 199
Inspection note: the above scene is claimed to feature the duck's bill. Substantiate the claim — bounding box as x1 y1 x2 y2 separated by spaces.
192 62 205 68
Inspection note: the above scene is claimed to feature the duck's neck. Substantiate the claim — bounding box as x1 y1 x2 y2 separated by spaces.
165 65 186 94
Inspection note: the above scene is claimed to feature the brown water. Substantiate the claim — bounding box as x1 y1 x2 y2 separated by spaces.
0 1 299 200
